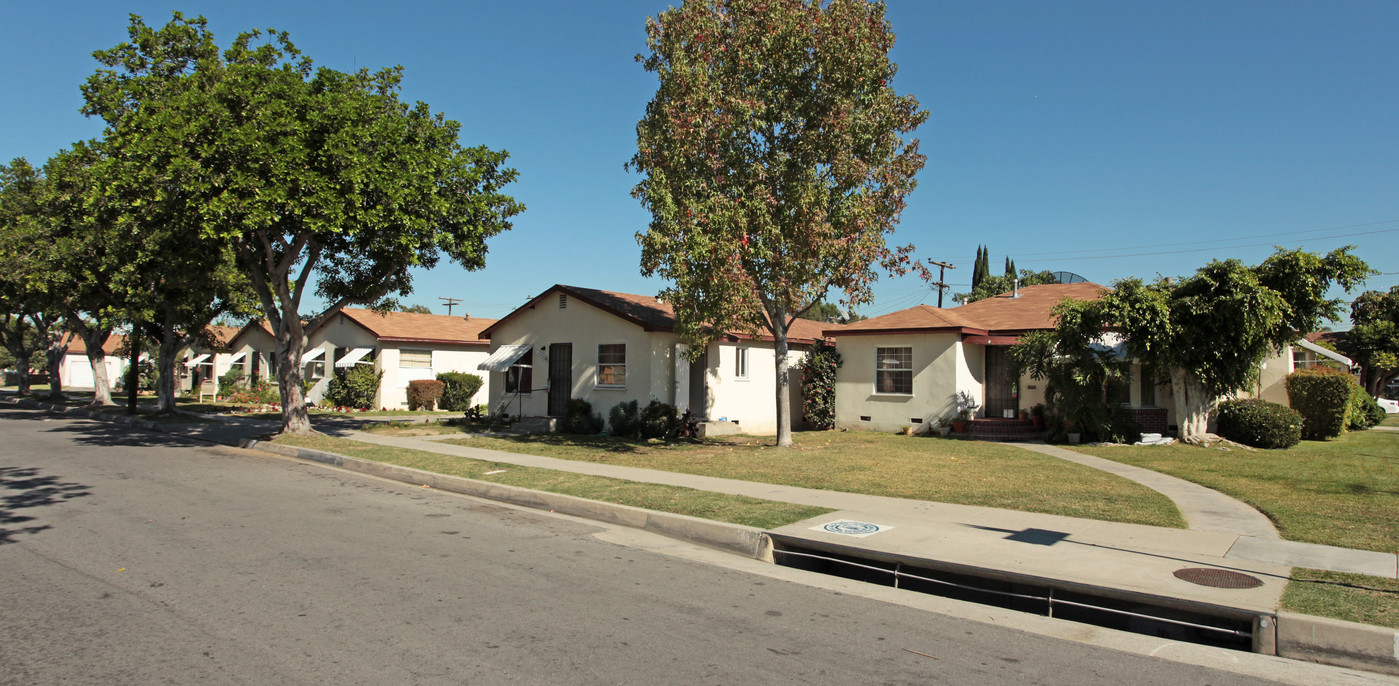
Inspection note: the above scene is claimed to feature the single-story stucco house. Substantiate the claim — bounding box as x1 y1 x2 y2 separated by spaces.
58 333 129 391
477 284 831 435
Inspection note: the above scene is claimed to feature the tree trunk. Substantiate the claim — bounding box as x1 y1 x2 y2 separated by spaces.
127 334 141 415
275 315 313 435
773 321 793 448
154 324 181 415
44 341 67 402
14 353 31 396
1169 367 1215 444
87 348 114 406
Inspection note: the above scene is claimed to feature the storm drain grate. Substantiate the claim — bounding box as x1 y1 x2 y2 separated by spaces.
1173 567 1264 589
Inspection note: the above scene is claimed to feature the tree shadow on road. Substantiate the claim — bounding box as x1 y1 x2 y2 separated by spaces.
0 466 91 544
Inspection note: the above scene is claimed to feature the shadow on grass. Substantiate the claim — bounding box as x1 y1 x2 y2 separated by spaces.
498 433 649 453
0 466 90 544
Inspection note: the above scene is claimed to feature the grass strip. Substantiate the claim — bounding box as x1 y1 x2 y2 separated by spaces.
1073 430 1399 553
390 430 1186 528
1282 569 1399 629
275 434 831 530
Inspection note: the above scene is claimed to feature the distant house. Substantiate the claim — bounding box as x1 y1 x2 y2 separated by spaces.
826 283 1172 434
301 308 497 409
58 333 128 391
175 325 242 394
478 284 832 434
1251 331 1357 406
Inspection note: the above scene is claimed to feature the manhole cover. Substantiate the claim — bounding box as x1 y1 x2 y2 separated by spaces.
1173 567 1264 589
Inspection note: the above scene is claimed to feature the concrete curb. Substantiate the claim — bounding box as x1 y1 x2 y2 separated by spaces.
246 439 773 562
1277 612 1399 676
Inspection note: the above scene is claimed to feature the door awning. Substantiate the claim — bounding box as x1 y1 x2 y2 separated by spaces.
228 352 247 364
1296 339 1355 369
300 347 326 364
183 354 210 368
478 344 532 373
335 347 373 368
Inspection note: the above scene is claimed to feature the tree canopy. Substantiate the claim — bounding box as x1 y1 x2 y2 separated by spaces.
630 0 928 446
82 13 522 433
1348 285 1399 396
956 269 1059 304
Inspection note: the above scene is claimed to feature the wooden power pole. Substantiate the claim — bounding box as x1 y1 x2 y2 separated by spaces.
438 297 462 316
927 260 956 308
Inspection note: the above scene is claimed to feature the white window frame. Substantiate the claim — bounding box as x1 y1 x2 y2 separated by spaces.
875 347 913 396
734 347 749 380
596 343 626 389
399 349 433 368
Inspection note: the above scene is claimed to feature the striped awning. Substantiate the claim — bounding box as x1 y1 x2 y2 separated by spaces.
300 347 326 364
183 354 210 368
335 347 373 368
478 344 532 373
228 352 247 364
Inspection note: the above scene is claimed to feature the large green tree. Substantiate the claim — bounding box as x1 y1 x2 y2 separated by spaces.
0 157 71 398
630 0 928 447
83 14 522 433
1091 248 1368 443
1348 286 1399 397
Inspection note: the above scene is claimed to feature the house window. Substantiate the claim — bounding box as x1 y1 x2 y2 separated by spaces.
597 344 626 387
1292 349 1314 370
1139 372 1156 406
1105 378 1130 406
875 347 912 395
400 349 432 368
506 349 533 394
735 347 749 379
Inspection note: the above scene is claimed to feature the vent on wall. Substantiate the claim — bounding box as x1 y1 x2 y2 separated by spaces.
910 418 922 424
859 416 871 422
559 293 568 309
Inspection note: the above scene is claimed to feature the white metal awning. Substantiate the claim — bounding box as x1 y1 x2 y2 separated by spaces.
228 352 247 364
300 347 326 364
183 354 210 368
335 347 373 368
1296 339 1355 369
478 344 532 373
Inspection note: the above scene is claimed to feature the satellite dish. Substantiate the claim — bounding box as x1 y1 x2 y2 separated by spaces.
1050 271 1087 284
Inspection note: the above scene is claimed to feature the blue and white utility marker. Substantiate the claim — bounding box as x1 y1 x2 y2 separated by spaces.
813 520 892 538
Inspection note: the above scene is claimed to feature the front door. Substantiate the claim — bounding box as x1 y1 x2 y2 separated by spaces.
547 343 572 416
983 346 1018 418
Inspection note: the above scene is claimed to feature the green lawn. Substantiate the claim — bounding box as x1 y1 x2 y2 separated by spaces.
392 430 1187 528
1283 568 1399 629
1073 429 1399 553
275 434 830 529
1382 413 1399 428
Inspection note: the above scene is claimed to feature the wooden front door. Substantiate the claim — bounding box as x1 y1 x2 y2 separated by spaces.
983 346 1018 417
547 343 572 417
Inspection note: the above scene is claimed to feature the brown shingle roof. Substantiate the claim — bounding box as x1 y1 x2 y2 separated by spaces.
61 333 126 355
481 284 832 344
1304 330 1352 356
338 308 496 345
830 282 1109 337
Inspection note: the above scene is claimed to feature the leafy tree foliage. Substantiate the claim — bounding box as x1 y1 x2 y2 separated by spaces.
630 0 928 446
0 157 70 398
956 269 1059 304
1008 298 1132 443
798 341 842 430
1348 286 1399 396
398 304 435 315
83 14 522 434
1097 248 1369 443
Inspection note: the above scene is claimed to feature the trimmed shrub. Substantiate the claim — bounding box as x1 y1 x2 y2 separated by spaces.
324 365 382 410
562 398 605 434
1214 398 1303 449
609 400 640 439
799 341 842 430
407 379 445 411
1285 367 1354 439
218 367 246 396
437 372 484 412
640 400 678 440
1349 391 1385 430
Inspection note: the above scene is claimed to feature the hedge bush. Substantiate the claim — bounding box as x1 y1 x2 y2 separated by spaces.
218 367 246 396
1349 391 1385 430
407 379 445 411
436 372 484 412
609 400 640 439
1285 367 1354 439
324 365 382 410
640 400 678 440
1214 398 1303 449
562 398 605 434
799 341 842 430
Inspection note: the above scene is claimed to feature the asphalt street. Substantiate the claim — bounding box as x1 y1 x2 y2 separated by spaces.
0 408 1295 685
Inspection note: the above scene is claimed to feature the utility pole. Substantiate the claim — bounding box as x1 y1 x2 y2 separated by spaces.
438 297 462 316
927 260 956 308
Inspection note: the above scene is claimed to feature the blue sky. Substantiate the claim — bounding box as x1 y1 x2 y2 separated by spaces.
4 1 1396 325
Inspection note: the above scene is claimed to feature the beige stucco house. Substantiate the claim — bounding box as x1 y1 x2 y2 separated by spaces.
827 282 1174 434
478 284 830 435
1250 331 1358 406
58 333 128 390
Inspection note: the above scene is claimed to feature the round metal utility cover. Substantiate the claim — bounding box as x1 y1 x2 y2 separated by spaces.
1173 567 1264 589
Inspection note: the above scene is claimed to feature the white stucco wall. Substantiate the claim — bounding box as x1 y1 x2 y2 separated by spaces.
60 352 125 390
830 332 973 433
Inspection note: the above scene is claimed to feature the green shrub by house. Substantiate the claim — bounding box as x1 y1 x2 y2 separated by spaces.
218 367 245 396
609 400 640 438
436 372 483 412
1285 367 1354 439
1214 398 1303 449
1347 388 1385 430
324 365 382 410
406 379 445 411
640 400 679 440
562 398 605 434
799 341 842 430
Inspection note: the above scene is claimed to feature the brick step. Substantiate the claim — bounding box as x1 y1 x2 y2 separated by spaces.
952 418 1045 442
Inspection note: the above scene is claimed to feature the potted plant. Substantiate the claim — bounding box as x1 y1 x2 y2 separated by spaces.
1030 404 1046 430
951 391 979 433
